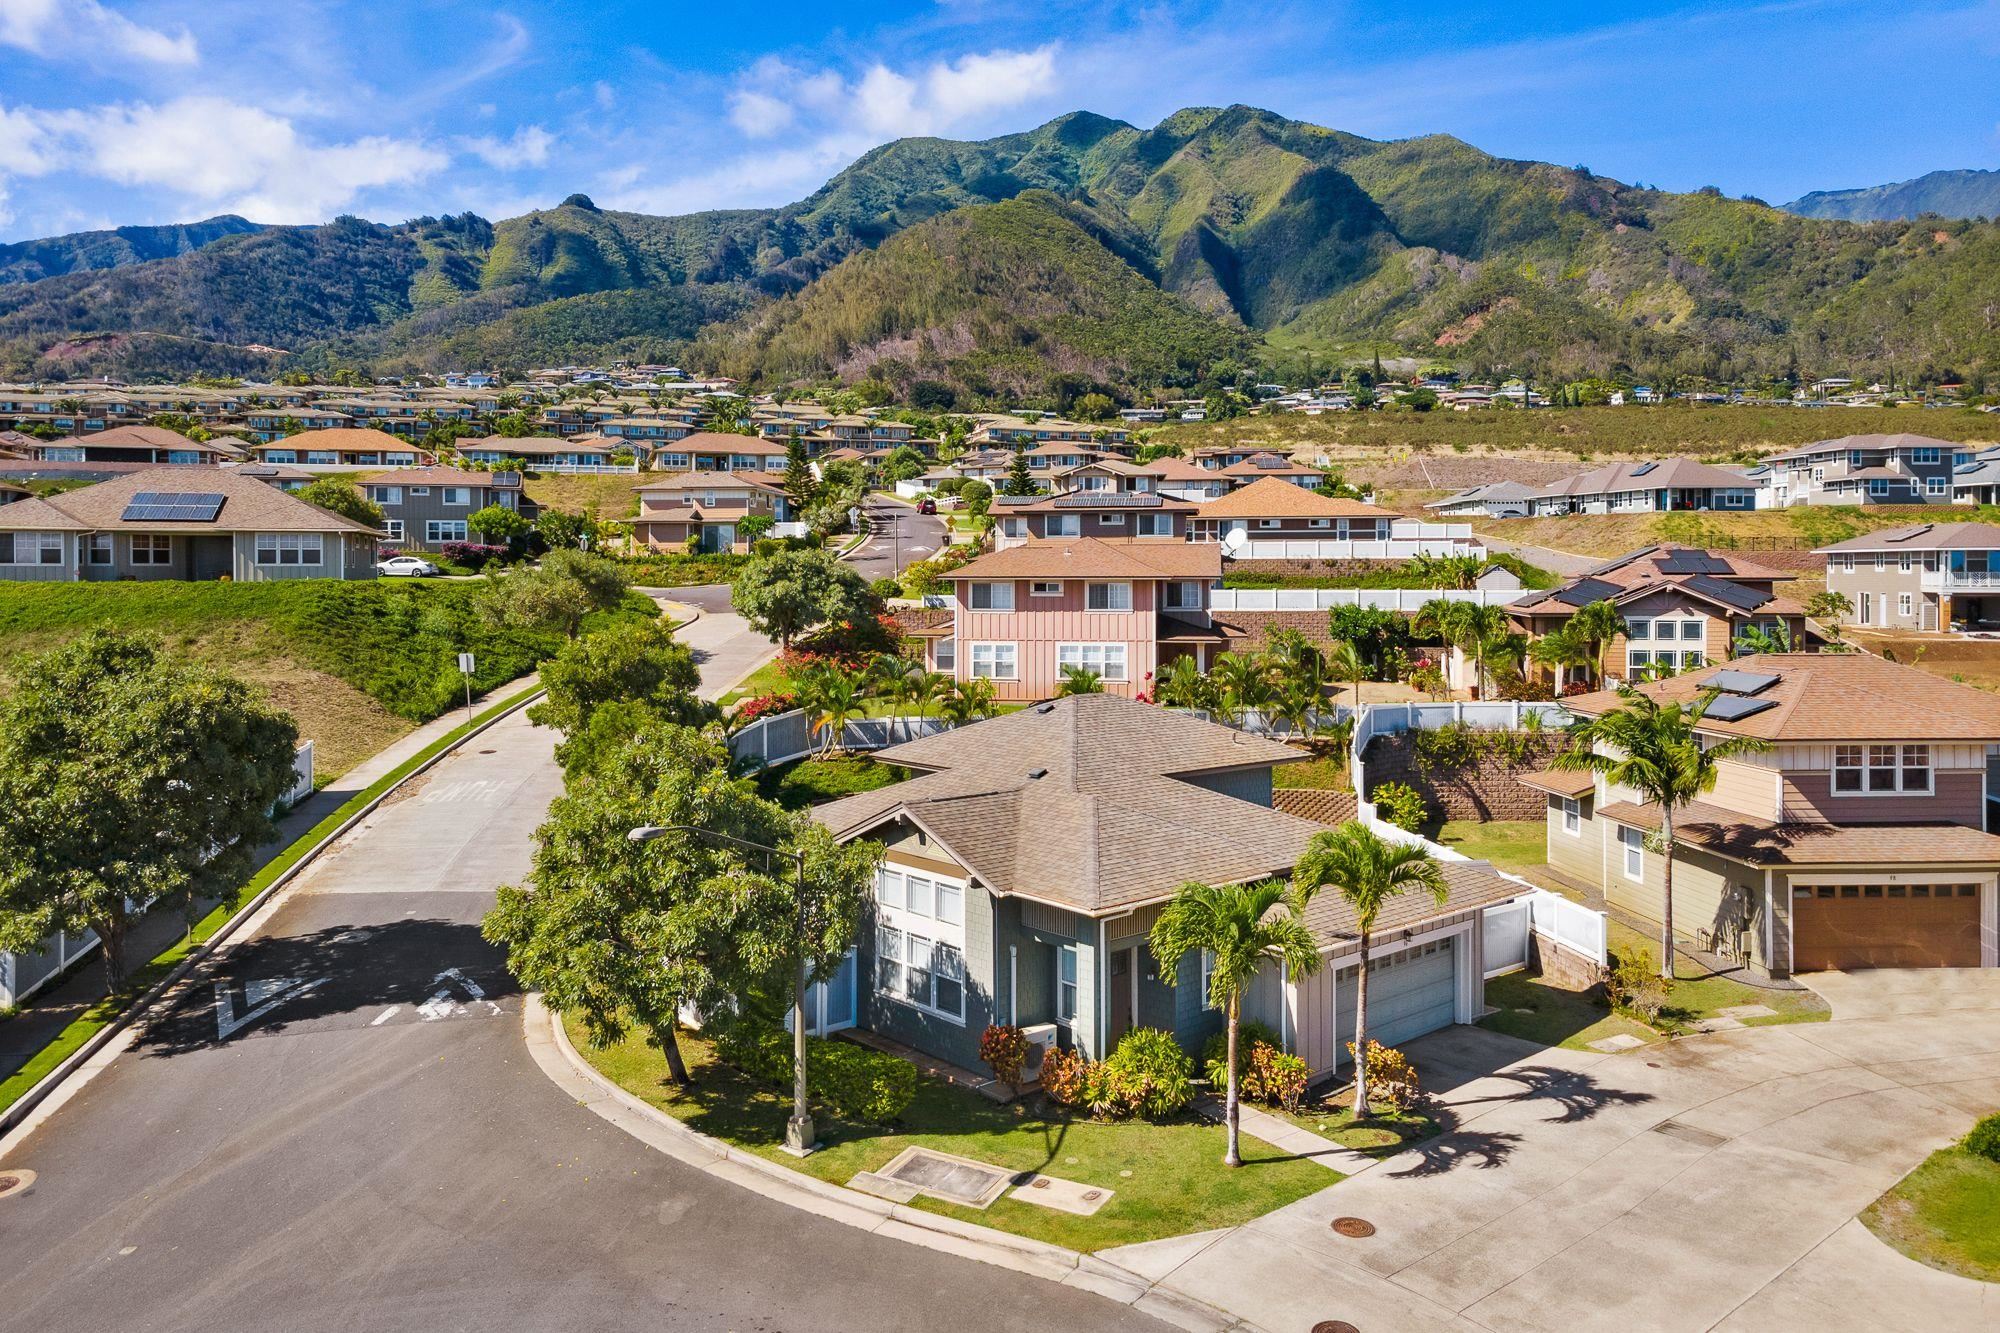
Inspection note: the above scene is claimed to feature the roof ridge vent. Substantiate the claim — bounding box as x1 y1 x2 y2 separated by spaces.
1027 768 1047 780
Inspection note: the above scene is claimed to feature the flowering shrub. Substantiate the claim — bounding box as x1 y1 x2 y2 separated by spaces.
1346 1039 1422 1111
441 540 509 570
733 693 797 725
979 1023 1029 1085
1560 680 1595 697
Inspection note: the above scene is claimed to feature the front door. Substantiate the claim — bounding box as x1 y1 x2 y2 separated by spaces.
1108 948 1135 1047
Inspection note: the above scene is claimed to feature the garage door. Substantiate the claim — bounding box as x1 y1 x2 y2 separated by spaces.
1334 937 1458 1063
1791 883 1982 970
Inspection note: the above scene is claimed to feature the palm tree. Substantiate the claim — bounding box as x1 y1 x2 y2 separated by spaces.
916 670 950 734
1569 600 1627 687
957 674 998 720
1528 622 1593 693
1263 629 1325 692
1149 880 1322 1167
1550 685 1773 979
804 668 866 755
935 682 980 728
1326 639 1368 712
1211 652 1276 729
1154 655 1218 712
1291 824 1448 1116
1056 664 1104 696
870 653 928 741
1453 602 1510 697
1272 676 1323 739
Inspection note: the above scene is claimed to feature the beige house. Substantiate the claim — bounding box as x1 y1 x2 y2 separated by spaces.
1525 653 2000 975
1817 522 2000 632
632 471 788 553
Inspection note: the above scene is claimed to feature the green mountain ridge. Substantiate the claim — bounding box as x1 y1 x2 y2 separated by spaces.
1786 169 2000 223
3 106 1999 397
0 215 264 285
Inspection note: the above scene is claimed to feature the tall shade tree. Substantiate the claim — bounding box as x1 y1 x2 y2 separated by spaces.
1549 685 1772 978
484 723 788 1087
483 548 632 640
1150 880 1322 1167
1291 823 1448 1116
297 477 384 530
527 619 713 774
0 633 299 988
730 546 877 650
1569 600 1627 687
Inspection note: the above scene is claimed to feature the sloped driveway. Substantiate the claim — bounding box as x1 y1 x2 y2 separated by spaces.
1111 971 2000 1331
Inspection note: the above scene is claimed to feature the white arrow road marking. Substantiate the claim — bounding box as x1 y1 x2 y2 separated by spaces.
418 968 501 1020
214 976 324 1040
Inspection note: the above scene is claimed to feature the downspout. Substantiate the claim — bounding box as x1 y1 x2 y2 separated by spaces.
1096 916 1108 1059
1009 945 1018 1026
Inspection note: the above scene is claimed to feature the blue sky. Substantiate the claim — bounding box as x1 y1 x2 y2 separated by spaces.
1 0 1997 242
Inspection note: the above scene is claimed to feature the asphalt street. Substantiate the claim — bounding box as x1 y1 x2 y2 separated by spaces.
0 628 1161 1332
848 495 951 582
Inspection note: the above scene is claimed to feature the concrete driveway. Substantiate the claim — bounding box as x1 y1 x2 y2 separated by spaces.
1110 971 2000 1331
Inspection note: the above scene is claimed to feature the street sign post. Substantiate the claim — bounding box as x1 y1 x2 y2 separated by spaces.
456 652 475 726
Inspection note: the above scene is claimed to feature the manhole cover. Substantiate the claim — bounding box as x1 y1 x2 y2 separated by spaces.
1331 1216 1375 1238
0 1169 36 1200
1312 1322 1360 1333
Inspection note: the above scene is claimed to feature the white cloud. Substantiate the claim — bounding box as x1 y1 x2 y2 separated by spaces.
728 89 793 138
0 0 197 65
44 96 446 223
463 124 553 169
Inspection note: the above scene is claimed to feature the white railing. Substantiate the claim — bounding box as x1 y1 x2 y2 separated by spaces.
1226 538 1488 561
1481 889 1608 974
726 709 955 769
1206 587 1530 612
1921 568 2000 590
1347 700 1572 810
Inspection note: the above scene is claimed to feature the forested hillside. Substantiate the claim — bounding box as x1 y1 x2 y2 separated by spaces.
0 215 264 284
1787 169 2000 222
4 105 2000 397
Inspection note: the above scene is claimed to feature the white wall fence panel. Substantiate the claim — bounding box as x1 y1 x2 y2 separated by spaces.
0 927 100 1009
1205 587 1529 613
725 709 953 769
1228 538 1488 562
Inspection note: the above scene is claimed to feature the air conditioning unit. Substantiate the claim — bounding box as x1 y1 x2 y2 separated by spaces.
1019 1022 1060 1082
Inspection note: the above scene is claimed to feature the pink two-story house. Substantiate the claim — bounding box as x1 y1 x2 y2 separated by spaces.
943 538 1224 701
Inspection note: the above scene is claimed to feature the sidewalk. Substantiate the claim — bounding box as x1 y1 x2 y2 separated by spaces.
0 672 539 1084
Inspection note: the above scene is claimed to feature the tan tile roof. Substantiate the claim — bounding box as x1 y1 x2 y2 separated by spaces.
256 427 414 452
1816 522 2000 553
947 536 1221 581
1598 798 2000 866
636 469 784 493
675 431 787 454
814 695 1527 929
1520 769 1595 797
0 466 380 535
1560 652 2000 742
1195 476 1399 520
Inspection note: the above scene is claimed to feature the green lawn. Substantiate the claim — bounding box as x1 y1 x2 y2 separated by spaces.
1432 820 1546 874
1602 917 1830 1032
1863 1146 2000 1282
1272 1100 1442 1158
756 755 906 810
1478 969 1660 1051
1272 749 1352 790
570 1020 1335 1252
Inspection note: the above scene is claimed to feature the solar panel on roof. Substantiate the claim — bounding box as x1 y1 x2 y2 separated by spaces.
1054 492 1163 508
1553 576 1622 607
121 491 225 522
1702 693 1778 722
1657 550 1730 575
1631 461 1658 477
1706 668 1781 696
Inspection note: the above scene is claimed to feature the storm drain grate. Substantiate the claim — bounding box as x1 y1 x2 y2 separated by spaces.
1313 1322 1361 1333
1651 1120 1729 1150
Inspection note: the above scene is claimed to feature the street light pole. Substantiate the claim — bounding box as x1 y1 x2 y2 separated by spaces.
627 822 817 1155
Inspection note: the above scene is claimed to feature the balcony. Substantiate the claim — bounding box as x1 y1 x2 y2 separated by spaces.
1921 566 2000 591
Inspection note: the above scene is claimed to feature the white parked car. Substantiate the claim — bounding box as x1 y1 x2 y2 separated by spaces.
376 555 442 578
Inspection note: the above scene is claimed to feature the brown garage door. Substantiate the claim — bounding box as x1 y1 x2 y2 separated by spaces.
1792 883 1982 971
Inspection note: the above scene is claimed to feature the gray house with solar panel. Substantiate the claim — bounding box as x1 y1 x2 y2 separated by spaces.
1525 458 1765 515
0 468 380 582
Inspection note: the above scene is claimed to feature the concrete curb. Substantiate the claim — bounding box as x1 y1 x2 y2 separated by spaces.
0 686 548 1145
527 996 1260 1331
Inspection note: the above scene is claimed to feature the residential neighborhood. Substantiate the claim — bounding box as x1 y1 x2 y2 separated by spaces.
4 7 2000 1331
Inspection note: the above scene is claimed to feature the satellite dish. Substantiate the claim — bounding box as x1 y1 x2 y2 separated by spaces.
1219 527 1248 557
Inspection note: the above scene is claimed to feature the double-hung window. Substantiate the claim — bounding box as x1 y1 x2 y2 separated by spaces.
969 581 1014 611
874 864 966 1022
427 519 468 543
1162 580 1202 611
130 534 172 566
1838 742 1930 793
0 532 63 565
1045 515 1081 537
87 533 112 566
255 533 323 567
969 642 1017 679
442 487 472 506
1134 513 1172 537
1085 581 1131 611
1057 643 1128 680
1620 825 1645 880
1627 619 1651 641
1057 946 1079 1024
1561 796 1581 836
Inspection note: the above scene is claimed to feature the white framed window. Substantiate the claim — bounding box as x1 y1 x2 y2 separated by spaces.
1308 517 1331 529
1833 744 1864 792
410 486 431 496
130 533 172 565
1057 643 1128 680
427 519 468 543
1057 945 1079 1024
1162 579 1202 611
87 532 112 565
1898 592 1913 618
0 531 63 565
905 872 935 918
1626 619 1650 640
442 487 472 506
383 519 405 541
1098 512 1125 527
1134 513 1172 537
1680 618 1704 642
1900 553 1915 573
1901 743 1932 792
969 581 1014 611
1835 742 1930 793
1199 948 1217 1011
875 867 903 910
1927 476 1948 497
874 864 967 1023
1256 518 1282 529
876 924 905 995
1029 580 1062 598
367 485 403 504
934 638 955 672
1085 581 1132 611
969 642 1017 679
1620 825 1645 881
255 533 324 567
1561 796 1581 836
1044 515 1081 537
1626 649 1651 671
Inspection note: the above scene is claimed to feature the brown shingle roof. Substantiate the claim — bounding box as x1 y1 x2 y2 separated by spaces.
676 431 787 455
0 466 380 535
358 465 515 486
1560 652 2000 742
1816 522 2000 554
257 427 415 453
948 537 1221 581
1194 476 1399 520
636 469 784 494
1520 769 1595 798
1598 798 2000 866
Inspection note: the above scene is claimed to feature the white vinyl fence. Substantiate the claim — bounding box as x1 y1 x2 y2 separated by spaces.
1206 587 1530 613
1347 700 1572 793
1227 538 1489 561
1480 889 1609 976
726 709 953 769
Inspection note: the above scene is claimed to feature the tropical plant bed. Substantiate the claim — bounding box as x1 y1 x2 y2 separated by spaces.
1601 917 1829 1032
568 1019 1336 1252
1862 1145 2000 1282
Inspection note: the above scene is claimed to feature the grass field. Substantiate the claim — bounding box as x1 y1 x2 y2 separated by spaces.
1154 405 1999 465
570 1019 1334 1252
521 471 653 518
0 581 597 776
1467 504 2000 561
1862 1143 2000 1282
1431 820 1546 874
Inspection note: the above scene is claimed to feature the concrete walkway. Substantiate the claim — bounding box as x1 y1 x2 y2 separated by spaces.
0 671 541 1085
1108 970 2000 1332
